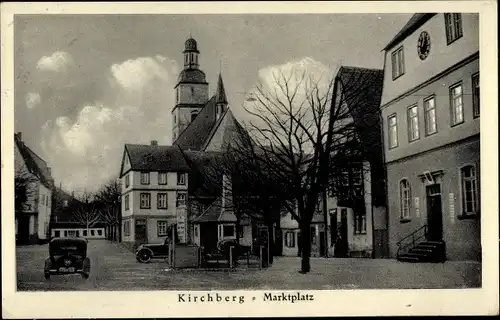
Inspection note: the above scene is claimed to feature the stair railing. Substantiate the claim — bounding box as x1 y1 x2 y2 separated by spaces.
396 225 427 258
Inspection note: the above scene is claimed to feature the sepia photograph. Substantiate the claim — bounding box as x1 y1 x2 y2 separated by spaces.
2 1 498 318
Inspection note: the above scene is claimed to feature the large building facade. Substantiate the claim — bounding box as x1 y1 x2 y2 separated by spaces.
380 14 480 261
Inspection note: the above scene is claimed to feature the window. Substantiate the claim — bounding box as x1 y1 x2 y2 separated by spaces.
63 200 68 207
83 230 87 237
123 221 130 237
352 164 363 186
391 46 405 80
407 105 420 141
190 53 194 63
176 192 186 207
54 230 60 237
68 230 76 237
472 73 480 118
157 221 168 237
310 226 316 245
388 114 398 148
284 231 295 248
445 13 463 44
158 172 168 185
341 168 349 186
157 193 168 209
124 195 130 211
140 172 150 185
399 179 411 219
329 209 337 244
91 230 95 236
461 165 478 215
185 54 188 64
177 172 186 185
223 225 235 237
191 111 198 122
64 231 68 237
424 96 438 135
176 89 179 103
125 174 130 188
76 230 80 237
140 193 151 209
354 212 367 235
97 230 102 236
450 82 464 126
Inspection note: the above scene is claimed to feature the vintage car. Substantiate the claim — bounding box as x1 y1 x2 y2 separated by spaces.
44 237 90 279
136 237 170 263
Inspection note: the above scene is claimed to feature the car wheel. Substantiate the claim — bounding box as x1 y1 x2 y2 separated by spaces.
137 249 152 263
44 272 50 279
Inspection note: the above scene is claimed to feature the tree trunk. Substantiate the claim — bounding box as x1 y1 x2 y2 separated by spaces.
266 219 274 265
299 224 311 273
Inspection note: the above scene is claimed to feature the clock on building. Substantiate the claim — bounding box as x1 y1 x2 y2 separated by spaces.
417 31 431 60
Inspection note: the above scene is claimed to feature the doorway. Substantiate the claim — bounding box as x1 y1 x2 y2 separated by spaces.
17 216 30 245
135 219 148 245
335 209 348 257
200 223 218 252
426 184 443 241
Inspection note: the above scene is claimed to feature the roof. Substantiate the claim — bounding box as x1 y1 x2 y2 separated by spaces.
383 13 437 51
192 197 237 223
337 66 384 158
173 96 218 150
14 133 54 189
124 144 192 173
177 68 207 84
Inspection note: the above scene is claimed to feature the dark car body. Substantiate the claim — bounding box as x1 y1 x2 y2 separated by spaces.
136 238 170 263
44 237 90 279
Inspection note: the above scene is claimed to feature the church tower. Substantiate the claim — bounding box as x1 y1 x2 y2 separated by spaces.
172 37 209 142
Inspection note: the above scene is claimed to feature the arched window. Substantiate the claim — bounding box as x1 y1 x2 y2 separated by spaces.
285 231 295 248
399 179 411 219
191 110 198 122
461 165 478 215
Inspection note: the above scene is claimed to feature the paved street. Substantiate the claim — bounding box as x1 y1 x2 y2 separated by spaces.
16 240 481 291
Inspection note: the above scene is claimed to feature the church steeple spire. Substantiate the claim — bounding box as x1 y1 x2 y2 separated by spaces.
215 73 228 105
215 73 228 120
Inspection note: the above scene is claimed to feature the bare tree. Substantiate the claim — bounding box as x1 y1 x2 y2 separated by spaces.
73 191 102 235
95 179 122 241
15 167 37 214
229 66 383 273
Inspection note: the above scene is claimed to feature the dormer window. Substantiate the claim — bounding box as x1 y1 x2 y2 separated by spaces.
444 13 463 45
391 46 405 80
191 110 198 122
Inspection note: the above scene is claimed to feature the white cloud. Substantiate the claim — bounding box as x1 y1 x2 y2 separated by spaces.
36 51 74 72
110 56 177 90
40 56 178 192
25 92 41 109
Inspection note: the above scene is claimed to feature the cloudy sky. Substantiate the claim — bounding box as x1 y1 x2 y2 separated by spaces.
14 13 412 193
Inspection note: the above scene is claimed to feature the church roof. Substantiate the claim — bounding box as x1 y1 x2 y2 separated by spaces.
15 133 54 189
173 96 218 150
215 73 228 104
124 144 191 172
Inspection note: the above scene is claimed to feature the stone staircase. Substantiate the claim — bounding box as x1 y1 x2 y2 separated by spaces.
397 240 446 263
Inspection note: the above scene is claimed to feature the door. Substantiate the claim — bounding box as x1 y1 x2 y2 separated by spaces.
17 216 30 244
335 209 348 257
319 231 326 257
135 219 148 245
200 224 218 252
426 184 443 241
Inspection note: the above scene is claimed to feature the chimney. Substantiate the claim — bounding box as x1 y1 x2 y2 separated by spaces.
151 140 158 146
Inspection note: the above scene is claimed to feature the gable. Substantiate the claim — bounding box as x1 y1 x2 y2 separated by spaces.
119 148 132 177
